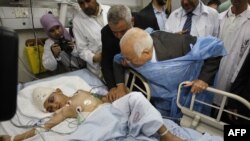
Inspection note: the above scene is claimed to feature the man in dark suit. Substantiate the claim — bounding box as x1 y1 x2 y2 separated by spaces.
134 0 169 30
227 51 250 124
101 5 134 100
113 27 225 118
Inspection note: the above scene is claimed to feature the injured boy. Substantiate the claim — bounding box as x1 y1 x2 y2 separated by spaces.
0 87 183 141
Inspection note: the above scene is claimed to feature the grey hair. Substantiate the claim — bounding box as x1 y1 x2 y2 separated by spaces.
107 5 132 25
120 27 153 57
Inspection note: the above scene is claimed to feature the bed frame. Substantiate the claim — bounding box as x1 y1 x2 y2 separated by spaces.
125 71 250 137
125 69 151 100
2 69 249 140
176 81 250 137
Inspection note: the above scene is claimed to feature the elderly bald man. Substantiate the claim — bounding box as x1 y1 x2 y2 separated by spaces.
112 27 226 119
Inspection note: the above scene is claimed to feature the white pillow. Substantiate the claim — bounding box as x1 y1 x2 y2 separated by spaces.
18 76 91 119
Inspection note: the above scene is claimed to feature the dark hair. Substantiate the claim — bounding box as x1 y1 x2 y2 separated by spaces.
207 0 221 6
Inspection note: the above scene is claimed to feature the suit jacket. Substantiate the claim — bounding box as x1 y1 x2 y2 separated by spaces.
114 31 222 85
134 2 160 30
151 32 221 84
100 12 150 90
230 51 250 101
228 51 250 124
101 25 120 90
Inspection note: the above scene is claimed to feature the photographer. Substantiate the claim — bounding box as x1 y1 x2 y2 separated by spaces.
40 14 85 74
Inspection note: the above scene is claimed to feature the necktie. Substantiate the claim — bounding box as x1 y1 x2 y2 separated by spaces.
182 12 193 34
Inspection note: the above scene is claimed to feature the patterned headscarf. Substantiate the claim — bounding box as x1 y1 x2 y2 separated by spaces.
40 13 72 41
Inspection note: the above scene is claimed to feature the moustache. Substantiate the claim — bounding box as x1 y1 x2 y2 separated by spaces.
157 0 166 6
83 8 96 16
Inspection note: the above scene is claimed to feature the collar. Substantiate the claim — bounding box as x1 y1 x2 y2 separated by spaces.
181 1 208 17
91 3 103 17
226 5 250 18
150 47 157 63
152 3 166 13
97 4 103 16
226 6 235 18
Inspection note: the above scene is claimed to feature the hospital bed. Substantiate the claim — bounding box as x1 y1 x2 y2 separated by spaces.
125 69 151 100
0 69 108 140
128 70 250 138
177 81 250 137
0 68 151 141
0 68 249 140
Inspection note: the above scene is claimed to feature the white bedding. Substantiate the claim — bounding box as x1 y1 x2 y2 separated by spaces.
66 92 223 141
18 76 91 119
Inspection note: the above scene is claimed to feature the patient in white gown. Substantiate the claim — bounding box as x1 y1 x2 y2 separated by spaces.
0 87 183 141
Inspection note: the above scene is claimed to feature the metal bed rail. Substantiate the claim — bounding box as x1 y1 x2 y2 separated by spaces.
176 81 250 137
125 69 151 100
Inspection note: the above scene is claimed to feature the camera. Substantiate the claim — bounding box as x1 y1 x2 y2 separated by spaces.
57 37 73 55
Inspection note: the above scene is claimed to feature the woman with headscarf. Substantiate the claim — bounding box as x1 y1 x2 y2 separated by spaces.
40 14 85 74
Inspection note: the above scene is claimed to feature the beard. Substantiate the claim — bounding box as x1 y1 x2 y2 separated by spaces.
83 8 96 16
156 0 166 6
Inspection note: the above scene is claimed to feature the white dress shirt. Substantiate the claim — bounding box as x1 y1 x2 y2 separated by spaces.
165 1 219 37
73 4 110 77
213 6 250 105
153 5 167 31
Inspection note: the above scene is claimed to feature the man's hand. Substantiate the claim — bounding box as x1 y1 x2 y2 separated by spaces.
93 52 102 63
175 29 188 35
106 84 128 102
106 87 117 102
184 80 208 94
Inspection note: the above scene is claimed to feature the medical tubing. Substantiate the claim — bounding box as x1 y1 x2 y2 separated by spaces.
34 127 48 135
10 115 51 128
34 128 46 141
